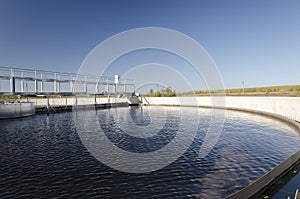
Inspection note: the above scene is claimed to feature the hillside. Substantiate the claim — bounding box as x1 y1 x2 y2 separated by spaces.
179 85 300 97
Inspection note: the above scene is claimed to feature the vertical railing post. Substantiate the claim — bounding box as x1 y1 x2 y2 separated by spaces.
57 74 60 93
54 73 57 93
40 73 44 93
114 75 119 94
21 72 24 93
69 75 73 93
73 76 75 93
26 82 28 94
124 79 126 93
95 77 99 94
106 78 109 94
84 75 87 93
34 70 38 93
10 68 15 94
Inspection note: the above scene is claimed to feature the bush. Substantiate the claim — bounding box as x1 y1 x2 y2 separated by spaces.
279 89 286 95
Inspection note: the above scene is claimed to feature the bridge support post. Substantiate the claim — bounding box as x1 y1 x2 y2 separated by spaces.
46 95 49 115
75 95 78 109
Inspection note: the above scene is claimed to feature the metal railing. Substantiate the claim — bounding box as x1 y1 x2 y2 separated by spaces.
287 189 300 199
0 66 135 95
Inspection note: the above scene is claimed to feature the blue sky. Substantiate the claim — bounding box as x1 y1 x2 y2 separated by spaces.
0 0 299 90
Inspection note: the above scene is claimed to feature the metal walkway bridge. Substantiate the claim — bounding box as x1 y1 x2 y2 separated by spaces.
0 66 135 96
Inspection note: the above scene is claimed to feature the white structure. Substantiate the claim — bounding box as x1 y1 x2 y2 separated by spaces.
143 96 300 122
0 102 35 119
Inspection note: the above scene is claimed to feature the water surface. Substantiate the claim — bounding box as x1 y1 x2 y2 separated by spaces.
0 106 299 198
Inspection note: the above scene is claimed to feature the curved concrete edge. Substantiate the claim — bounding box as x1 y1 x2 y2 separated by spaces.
227 149 300 199
224 107 300 133
0 102 35 119
223 107 300 199
142 96 300 122
142 102 300 199
143 103 300 133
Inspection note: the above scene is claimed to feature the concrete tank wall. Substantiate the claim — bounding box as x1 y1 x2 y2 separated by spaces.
0 102 35 119
15 96 300 122
20 97 129 107
143 96 300 122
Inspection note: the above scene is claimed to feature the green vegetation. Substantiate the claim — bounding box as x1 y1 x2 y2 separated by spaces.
225 85 300 96
146 87 176 97
178 85 300 97
0 95 20 100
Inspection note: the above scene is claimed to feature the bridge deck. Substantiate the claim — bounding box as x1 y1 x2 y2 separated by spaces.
0 66 135 96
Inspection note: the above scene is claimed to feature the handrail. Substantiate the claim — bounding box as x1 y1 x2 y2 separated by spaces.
0 66 135 95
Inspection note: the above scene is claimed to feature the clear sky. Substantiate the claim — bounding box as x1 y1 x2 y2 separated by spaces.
0 0 299 90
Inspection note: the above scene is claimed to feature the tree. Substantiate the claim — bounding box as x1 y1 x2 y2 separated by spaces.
148 87 176 97
149 89 153 96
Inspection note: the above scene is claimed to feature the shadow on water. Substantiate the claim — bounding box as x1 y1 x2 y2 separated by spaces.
129 106 151 126
98 108 179 153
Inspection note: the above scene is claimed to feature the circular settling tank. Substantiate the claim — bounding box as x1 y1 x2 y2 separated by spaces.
0 106 299 198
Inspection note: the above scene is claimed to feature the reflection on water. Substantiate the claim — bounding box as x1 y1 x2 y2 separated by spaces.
0 106 299 198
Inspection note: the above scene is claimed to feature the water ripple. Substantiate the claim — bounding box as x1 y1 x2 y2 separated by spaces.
0 107 299 198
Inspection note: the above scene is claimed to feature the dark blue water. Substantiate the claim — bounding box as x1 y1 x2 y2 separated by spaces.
0 106 299 198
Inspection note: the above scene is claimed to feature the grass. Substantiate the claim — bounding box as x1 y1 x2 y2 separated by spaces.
1 85 300 99
178 85 300 97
